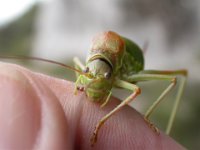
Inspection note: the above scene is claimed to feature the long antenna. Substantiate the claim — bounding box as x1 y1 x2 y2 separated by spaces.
0 55 85 75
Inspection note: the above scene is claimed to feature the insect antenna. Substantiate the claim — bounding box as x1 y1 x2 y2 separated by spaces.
0 55 85 75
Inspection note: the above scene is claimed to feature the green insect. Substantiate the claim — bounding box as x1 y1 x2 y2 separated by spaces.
0 31 187 147
73 31 187 146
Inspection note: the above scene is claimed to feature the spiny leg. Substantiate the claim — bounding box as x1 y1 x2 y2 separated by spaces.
90 79 141 146
123 69 187 134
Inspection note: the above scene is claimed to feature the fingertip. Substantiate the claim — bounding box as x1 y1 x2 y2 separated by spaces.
0 63 71 150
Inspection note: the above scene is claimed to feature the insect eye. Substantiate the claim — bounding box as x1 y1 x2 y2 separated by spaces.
104 72 111 79
83 67 89 73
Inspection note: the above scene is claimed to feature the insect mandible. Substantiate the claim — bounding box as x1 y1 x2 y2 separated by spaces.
0 31 187 147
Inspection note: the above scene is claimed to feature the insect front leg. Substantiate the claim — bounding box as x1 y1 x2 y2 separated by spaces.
90 79 141 146
123 69 187 134
73 57 85 77
100 91 112 108
73 57 86 93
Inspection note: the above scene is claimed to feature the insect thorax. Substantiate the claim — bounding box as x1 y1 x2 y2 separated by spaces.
89 31 125 73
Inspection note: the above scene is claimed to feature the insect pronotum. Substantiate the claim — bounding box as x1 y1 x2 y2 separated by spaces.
0 31 187 147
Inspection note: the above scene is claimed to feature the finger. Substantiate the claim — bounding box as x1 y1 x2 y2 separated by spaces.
57 93 184 150
0 62 185 150
0 62 71 150
37 67 185 149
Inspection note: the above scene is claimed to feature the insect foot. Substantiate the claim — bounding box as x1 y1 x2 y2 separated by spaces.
90 125 101 147
90 120 105 147
144 117 160 135
77 86 85 92
90 130 98 147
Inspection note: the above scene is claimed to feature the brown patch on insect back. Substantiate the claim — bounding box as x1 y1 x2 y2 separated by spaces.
89 31 125 71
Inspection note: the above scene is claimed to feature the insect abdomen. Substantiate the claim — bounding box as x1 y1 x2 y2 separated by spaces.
119 37 144 77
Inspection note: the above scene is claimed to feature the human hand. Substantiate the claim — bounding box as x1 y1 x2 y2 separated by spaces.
0 62 185 150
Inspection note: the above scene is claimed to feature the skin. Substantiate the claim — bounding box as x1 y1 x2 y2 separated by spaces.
0 62 185 150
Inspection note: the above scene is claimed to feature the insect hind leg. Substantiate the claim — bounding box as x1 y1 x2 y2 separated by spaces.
126 70 187 134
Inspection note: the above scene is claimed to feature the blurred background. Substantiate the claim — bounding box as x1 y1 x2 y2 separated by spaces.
0 0 200 149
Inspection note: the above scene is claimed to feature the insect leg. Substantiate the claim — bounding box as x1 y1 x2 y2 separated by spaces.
124 70 187 134
141 70 187 134
73 57 85 77
74 75 82 94
91 79 140 146
100 91 112 108
73 57 86 93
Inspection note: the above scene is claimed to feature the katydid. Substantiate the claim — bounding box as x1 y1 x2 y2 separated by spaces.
0 31 187 147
